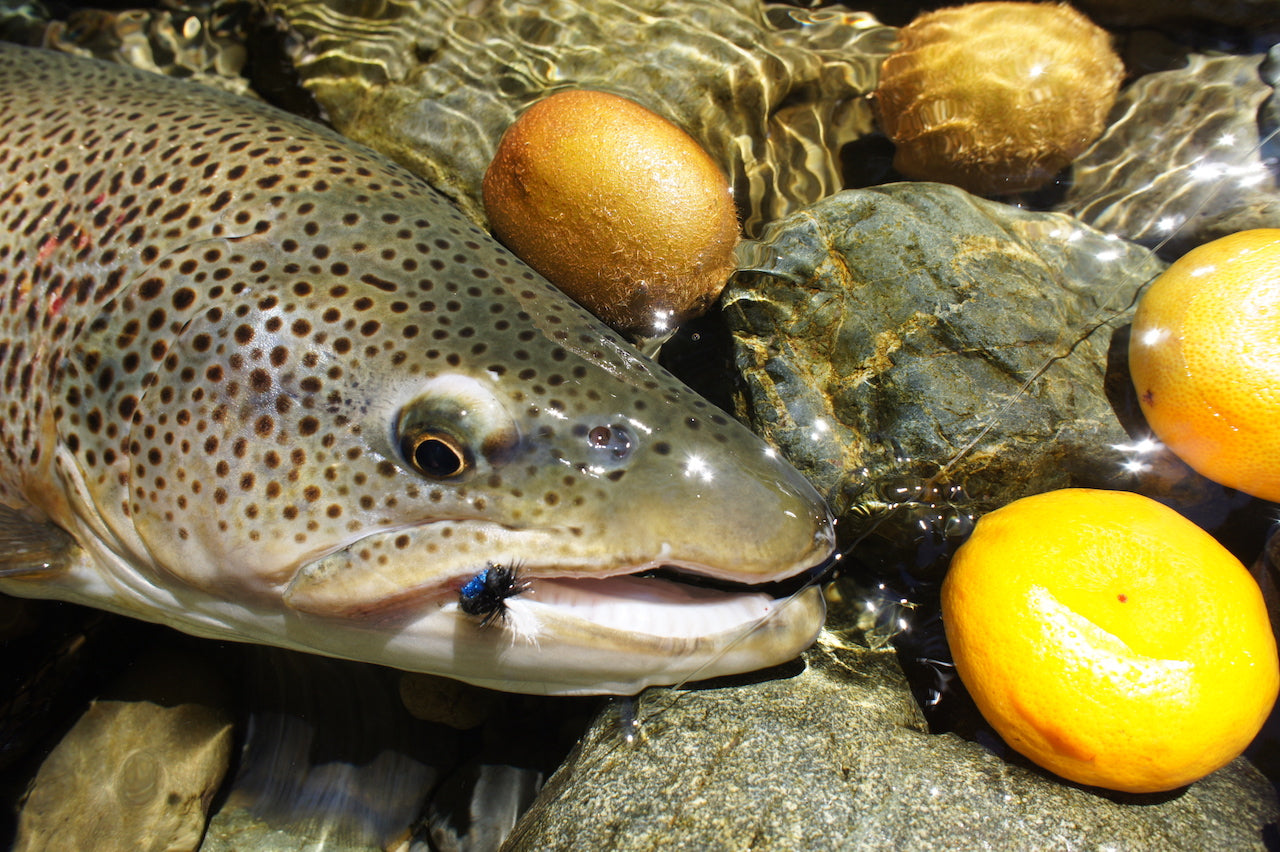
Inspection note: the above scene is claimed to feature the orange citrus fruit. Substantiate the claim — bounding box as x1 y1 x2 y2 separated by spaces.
942 488 1278 793
1129 229 1280 502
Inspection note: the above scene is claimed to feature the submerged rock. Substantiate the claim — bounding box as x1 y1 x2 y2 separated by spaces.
399 671 503 730
1061 53 1280 257
721 182 1239 531
424 760 545 852
1259 43 1280 165
200 652 451 852
13 648 234 852
264 0 895 235
199 650 594 851
507 629 1280 849
1249 530 1280 790
0 602 147 786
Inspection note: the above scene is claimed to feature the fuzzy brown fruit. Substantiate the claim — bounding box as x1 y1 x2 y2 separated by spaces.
482 90 739 336
875 2 1123 196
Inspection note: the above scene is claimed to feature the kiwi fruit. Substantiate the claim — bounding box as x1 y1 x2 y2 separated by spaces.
483 90 740 336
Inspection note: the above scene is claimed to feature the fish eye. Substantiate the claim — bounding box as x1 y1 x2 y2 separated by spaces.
403 429 470 479
392 375 519 480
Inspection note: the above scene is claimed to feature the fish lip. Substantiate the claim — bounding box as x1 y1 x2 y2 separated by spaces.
279 524 832 693
443 557 834 633
638 549 840 599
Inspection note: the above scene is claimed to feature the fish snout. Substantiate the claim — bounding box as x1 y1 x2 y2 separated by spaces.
606 425 836 585
681 450 834 583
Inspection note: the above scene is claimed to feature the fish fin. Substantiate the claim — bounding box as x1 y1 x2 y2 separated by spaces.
0 505 77 578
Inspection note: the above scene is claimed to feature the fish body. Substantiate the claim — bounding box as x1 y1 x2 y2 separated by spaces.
0 44 833 694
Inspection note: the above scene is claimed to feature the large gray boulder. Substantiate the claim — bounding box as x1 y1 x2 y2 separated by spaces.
507 629 1279 850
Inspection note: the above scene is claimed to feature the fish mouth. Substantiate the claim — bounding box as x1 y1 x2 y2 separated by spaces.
277 523 834 694
638 561 834 600
282 521 836 637
459 558 836 641
436 565 832 695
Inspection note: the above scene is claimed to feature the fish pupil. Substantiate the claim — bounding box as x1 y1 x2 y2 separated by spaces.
406 431 467 478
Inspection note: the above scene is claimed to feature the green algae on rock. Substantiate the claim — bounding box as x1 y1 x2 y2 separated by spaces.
264 0 895 235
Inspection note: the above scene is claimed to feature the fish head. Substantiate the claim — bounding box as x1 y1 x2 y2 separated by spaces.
55 176 832 696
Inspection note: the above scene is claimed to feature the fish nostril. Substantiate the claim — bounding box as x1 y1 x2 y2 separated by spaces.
584 422 635 464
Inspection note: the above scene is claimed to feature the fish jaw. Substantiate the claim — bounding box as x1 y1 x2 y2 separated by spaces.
398 579 829 695
282 575 827 695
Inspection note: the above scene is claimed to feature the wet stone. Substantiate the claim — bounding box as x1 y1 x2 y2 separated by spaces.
425 760 545 852
1261 43 1280 166
13 647 234 852
265 0 895 235
506 630 1280 850
721 181 1240 538
200 652 449 852
1060 53 1280 258
197 650 594 851
1250 531 1280 790
0 603 159 848
399 671 502 730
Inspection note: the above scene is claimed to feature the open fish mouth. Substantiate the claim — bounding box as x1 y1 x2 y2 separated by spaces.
459 560 835 640
636 561 835 601
282 519 835 635
270 523 834 694
439 570 830 695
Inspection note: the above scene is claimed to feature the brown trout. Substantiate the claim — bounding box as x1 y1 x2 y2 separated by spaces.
0 44 833 694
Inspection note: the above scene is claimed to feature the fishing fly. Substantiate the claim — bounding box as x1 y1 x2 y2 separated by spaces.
459 562 530 628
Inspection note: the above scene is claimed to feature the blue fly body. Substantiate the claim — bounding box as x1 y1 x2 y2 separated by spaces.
460 572 488 601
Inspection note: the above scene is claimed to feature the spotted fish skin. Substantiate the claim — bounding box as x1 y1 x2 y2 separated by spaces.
0 45 833 695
